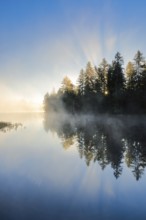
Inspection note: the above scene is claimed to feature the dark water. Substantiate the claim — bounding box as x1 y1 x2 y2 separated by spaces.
0 113 146 220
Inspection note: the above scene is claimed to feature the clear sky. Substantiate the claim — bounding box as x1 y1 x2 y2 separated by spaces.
0 0 146 112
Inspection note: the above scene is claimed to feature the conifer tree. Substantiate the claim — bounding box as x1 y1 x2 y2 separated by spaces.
98 58 109 94
77 69 85 96
112 52 125 97
84 62 96 95
126 61 135 91
60 76 74 94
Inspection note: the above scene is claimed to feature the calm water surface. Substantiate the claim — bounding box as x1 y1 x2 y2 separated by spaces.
0 113 146 220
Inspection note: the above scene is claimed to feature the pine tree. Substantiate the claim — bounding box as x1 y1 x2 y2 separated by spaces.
77 69 85 96
107 64 114 96
94 66 103 94
126 51 145 93
60 76 76 113
134 50 144 75
60 76 74 94
133 50 145 91
126 62 135 81
84 62 96 95
126 61 135 91
112 52 125 97
98 58 109 94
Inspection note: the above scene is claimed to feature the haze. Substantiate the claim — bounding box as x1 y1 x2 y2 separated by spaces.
0 0 146 112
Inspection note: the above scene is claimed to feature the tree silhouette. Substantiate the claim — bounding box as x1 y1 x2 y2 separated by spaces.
43 51 146 114
111 52 125 97
97 58 109 95
84 62 95 96
77 69 85 96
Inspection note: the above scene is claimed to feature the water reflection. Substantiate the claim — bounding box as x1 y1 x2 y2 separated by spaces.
44 114 146 180
0 122 22 133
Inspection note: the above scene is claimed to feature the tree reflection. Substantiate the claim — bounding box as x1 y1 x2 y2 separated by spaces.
123 123 146 181
43 114 146 180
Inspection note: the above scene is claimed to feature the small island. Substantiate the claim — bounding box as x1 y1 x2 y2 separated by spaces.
0 122 11 130
0 122 22 132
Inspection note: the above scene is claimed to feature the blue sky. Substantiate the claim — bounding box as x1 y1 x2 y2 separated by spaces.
0 0 146 111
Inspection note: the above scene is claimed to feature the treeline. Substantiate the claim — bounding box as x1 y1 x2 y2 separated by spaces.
44 51 146 114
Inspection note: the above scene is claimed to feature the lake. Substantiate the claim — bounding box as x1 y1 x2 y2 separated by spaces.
0 113 146 220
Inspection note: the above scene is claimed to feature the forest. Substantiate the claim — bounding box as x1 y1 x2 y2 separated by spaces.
44 51 146 114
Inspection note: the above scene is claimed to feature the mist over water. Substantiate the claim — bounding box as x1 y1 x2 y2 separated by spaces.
44 113 146 180
1 0 146 219
0 113 146 220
